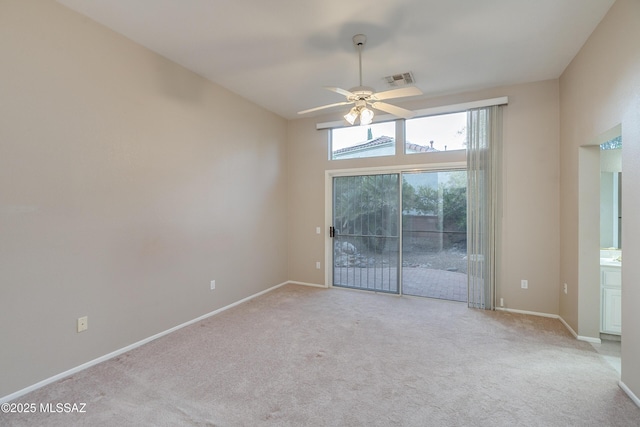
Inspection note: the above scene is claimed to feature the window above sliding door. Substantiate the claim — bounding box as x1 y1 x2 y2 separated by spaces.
405 111 467 154
330 121 396 160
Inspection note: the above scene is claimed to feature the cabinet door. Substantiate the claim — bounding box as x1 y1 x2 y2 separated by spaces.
602 287 622 335
602 268 621 286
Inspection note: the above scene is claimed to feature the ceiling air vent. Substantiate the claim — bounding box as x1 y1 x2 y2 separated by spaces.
384 72 415 87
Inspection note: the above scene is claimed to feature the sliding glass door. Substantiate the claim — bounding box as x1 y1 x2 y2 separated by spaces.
401 170 467 301
331 170 467 301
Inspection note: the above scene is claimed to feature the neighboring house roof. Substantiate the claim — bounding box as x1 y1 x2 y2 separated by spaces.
407 141 439 153
333 135 395 155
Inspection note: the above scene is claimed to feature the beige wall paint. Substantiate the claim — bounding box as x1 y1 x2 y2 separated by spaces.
0 0 288 397
559 0 640 399
288 80 560 314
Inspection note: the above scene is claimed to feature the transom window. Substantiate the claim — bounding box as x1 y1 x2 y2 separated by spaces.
329 111 468 160
330 121 396 160
405 111 467 154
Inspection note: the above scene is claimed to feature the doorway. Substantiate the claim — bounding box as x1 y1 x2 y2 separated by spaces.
577 124 622 342
599 136 622 338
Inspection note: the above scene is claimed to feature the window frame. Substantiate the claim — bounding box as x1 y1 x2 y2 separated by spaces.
317 97 508 161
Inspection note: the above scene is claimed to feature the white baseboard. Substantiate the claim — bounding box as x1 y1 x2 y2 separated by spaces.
495 308 603 344
619 380 640 408
287 280 327 288
576 335 602 344
557 316 578 338
0 281 289 404
556 316 602 343
495 307 559 318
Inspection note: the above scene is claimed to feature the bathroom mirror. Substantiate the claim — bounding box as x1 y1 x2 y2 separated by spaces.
600 136 621 249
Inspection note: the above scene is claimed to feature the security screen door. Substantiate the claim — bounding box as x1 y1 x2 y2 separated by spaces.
332 174 400 293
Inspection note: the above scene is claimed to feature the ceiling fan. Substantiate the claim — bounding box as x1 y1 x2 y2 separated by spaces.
297 34 423 125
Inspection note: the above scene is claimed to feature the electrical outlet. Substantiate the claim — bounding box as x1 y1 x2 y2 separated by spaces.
316 261 321 269
500 298 504 307
210 280 216 290
316 227 321 234
563 283 568 294
77 316 88 333
521 279 528 289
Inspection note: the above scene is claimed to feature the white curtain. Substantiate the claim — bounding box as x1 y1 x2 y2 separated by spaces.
467 106 503 309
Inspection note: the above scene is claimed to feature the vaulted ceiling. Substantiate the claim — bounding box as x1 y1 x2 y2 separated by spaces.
56 0 614 119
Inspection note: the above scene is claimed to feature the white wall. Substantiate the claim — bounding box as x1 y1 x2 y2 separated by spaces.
0 0 288 397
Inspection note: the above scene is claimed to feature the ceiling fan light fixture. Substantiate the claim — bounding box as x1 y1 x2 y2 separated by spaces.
359 107 374 125
344 107 358 125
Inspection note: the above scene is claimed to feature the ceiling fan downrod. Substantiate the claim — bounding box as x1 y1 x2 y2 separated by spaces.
353 34 367 89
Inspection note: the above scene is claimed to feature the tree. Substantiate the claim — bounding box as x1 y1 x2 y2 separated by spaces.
441 171 467 232
334 172 467 253
402 171 467 249
334 174 399 253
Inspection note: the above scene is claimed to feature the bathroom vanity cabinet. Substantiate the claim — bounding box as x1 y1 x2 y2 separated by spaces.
601 265 622 335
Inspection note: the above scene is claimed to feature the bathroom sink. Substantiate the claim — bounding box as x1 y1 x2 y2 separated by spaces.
600 258 621 267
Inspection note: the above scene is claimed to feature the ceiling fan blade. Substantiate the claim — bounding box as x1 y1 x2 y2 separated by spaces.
371 101 416 119
372 86 423 101
297 101 353 115
324 86 355 98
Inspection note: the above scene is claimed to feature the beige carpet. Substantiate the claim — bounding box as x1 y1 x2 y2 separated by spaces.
2 284 638 426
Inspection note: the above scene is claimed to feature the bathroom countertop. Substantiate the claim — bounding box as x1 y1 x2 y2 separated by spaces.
600 258 621 267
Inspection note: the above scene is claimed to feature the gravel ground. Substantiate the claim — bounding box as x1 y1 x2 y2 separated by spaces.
402 248 468 273
334 239 467 273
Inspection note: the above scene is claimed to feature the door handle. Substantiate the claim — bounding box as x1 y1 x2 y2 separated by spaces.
329 226 335 238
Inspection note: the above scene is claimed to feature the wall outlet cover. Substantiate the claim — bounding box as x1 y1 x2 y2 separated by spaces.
77 316 88 333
